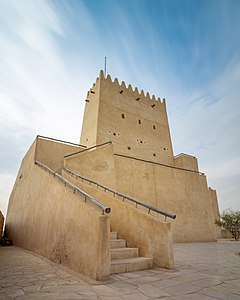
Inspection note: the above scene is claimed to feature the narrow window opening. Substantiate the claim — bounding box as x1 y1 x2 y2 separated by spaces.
151 104 155 108
119 90 123 94
153 125 156 130
127 147 131 150
85 99 89 102
90 90 95 94
122 113 125 119
136 97 140 101
138 119 141 124
164 147 166 150
140 140 143 144
113 132 116 136
153 153 156 157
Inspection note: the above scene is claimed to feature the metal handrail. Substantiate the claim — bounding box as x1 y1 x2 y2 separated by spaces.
63 167 176 220
35 161 111 215
64 141 112 158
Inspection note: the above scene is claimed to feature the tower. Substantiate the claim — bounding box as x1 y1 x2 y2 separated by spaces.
80 70 174 165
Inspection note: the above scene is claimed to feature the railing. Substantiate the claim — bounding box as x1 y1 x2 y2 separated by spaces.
35 161 111 215
63 167 176 220
64 141 112 158
37 135 86 148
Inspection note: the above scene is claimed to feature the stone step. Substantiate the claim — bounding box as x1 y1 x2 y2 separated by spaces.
111 247 139 260
110 239 126 249
110 257 153 274
110 232 118 240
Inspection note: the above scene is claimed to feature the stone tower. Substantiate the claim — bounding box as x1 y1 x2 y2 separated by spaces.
80 70 174 165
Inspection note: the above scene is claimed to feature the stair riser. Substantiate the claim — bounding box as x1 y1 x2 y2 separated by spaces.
111 248 139 260
110 232 118 239
110 240 126 249
111 258 153 274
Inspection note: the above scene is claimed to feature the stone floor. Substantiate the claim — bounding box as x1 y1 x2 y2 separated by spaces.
0 241 240 299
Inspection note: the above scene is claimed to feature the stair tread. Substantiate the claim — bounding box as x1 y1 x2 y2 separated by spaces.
111 257 152 265
111 247 138 251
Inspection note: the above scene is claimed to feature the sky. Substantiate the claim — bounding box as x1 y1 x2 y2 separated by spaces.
0 0 239 216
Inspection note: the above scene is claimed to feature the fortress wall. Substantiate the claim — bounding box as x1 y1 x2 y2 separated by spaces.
114 155 217 242
174 154 199 172
82 71 174 165
0 211 4 238
80 75 101 148
64 171 174 269
35 137 84 173
6 144 110 280
209 187 222 238
64 143 116 189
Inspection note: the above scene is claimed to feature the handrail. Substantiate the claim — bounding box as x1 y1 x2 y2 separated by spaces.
64 141 112 158
35 161 111 215
114 153 204 175
37 135 86 148
63 167 176 220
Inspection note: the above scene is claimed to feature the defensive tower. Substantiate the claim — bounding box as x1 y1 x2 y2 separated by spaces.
80 70 174 165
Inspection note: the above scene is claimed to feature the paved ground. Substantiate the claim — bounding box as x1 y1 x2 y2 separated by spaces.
0 241 240 299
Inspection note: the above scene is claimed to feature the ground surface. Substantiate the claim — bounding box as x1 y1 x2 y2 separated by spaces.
0 241 240 299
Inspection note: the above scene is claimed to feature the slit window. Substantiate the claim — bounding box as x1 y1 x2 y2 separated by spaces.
153 125 156 130
138 119 141 124
122 113 125 119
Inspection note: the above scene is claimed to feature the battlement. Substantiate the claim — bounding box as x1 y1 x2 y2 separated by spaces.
86 70 166 108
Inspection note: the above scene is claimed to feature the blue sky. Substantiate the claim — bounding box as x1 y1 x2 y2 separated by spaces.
0 0 239 216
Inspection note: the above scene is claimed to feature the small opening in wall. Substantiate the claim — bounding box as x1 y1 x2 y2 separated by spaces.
140 140 143 143
122 113 125 119
153 153 156 157
153 125 156 130
108 130 111 133
90 90 95 94
136 97 140 101
127 147 131 150
138 119 141 124
86 138 88 141
119 90 123 94
164 147 166 150
151 104 155 108
113 132 116 136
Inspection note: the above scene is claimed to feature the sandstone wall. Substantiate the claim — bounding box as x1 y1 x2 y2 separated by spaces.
63 170 174 269
0 211 4 238
6 141 110 280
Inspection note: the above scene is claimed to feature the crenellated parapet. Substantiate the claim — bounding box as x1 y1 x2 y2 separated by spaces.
86 70 166 107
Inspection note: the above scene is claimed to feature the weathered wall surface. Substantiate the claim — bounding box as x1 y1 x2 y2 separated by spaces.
35 137 84 173
0 211 4 238
6 144 110 280
114 155 217 242
174 154 199 172
209 187 222 239
80 75 101 148
63 170 174 269
64 143 116 189
80 71 174 165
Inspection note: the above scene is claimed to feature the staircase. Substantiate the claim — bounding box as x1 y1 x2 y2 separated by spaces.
110 231 153 274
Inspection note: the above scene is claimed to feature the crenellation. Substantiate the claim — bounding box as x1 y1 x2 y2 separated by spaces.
106 74 112 82
121 81 126 89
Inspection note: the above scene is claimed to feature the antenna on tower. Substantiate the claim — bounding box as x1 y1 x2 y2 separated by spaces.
104 57 107 77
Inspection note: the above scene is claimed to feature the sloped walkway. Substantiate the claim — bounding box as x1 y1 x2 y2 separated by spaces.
0 241 240 299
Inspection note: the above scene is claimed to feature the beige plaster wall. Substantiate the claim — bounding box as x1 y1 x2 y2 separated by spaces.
35 136 84 173
63 170 174 269
114 155 217 242
6 142 110 280
80 71 174 165
64 143 116 189
174 154 199 172
209 187 221 239
80 75 101 148
0 211 4 238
